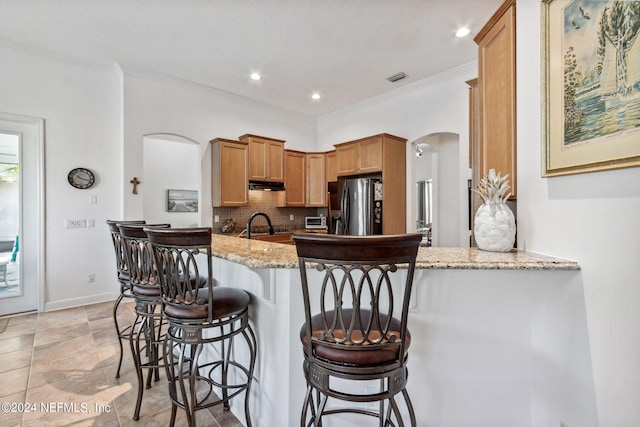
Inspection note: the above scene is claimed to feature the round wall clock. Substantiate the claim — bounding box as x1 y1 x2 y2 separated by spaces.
67 167 95 189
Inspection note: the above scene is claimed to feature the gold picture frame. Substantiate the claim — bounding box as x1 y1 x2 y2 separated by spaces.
542 0 640 177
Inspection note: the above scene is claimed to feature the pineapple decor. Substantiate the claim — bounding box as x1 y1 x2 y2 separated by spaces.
473 169 516 252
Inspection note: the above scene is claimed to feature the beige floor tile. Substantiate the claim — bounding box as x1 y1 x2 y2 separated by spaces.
0 366 30 398
5 312 38 327
0 333 35 355
32 335 97 365
0 391 27 427
84 301 116 322
28 349 104 390
0 349 32 374
0 322 37 340
33 322 92 347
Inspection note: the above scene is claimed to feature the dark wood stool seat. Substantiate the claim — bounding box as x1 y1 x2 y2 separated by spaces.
300 308 411 367
293 232 422 426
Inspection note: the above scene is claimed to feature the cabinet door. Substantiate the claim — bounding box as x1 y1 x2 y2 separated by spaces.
476 0 516 198
282 150 305 207
266 141 284 182
248 139 267 181
325 151 337 183
336 142 358 176
211 139 248 207
306 153 326 207
358 137 383 173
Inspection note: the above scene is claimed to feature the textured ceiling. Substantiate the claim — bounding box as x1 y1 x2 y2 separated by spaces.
0 0 503 117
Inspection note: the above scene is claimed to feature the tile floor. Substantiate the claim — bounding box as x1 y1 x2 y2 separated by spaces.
0 300 243 427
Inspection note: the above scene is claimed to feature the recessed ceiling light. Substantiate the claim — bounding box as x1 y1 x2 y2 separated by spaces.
456 27 471 38
250 72 262 81
311 93 321 100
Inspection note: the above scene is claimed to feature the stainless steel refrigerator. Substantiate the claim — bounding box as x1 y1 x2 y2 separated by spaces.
335 175 383 235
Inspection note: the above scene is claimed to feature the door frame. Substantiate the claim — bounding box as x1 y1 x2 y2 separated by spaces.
0 112 45 314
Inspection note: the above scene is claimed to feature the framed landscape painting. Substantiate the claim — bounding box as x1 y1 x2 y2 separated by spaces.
542 0 640 176
167 189 198 212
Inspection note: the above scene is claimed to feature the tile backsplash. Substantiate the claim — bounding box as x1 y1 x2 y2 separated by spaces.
212 190 324 234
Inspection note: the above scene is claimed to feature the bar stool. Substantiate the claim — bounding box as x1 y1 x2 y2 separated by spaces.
118 222 170 420
292 233 422 427
145 227 257 427
106 219 145 379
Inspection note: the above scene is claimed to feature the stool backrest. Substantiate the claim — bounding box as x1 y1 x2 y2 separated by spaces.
118 223 170 288
106 220 145 279
293 233 422 368
144 227 213 321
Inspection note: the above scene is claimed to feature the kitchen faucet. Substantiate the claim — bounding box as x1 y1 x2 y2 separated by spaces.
246 212 275 239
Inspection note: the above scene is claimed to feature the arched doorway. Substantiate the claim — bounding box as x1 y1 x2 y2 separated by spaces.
142 134 201 227
411 132 465 247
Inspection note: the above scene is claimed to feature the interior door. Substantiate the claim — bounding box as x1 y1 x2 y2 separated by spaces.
0 114 44 315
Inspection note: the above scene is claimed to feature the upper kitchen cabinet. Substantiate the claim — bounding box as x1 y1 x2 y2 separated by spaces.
210 138 248 207
240 134 285 182
277 150 306 207
306 153 326 207
325 150 337 183
474 0 516 199
335 135 383 176
335 133 407 235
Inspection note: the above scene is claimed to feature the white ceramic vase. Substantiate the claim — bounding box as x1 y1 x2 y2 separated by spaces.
474 201 516 252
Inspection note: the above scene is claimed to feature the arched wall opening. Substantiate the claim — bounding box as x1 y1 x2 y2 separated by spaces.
142 133 201 227
410 132 464 247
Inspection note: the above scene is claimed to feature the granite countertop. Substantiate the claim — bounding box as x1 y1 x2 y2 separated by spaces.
210 234 580 270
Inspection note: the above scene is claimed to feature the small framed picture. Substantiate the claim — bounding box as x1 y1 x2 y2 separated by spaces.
167 189 198 212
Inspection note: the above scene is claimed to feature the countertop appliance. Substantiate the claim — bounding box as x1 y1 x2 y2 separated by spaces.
305 216 327 230
335 175 383 235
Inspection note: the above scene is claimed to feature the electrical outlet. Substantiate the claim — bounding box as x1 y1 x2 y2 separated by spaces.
364 386 378 410
66 219 87 229
87 218 95 228
290 214 294 221
88 273 96 283
214 215 220 223
89 195 97 204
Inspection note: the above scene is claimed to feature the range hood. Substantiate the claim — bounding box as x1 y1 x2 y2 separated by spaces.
248 181 285 191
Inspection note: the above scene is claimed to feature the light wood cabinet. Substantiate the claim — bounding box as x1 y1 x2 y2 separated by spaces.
325 150 337 183
240 134 285 182
306 153 326 207
334 133 407 235
210 138 248 207
277 150 306 207
335 136 383 176
474 0 516 199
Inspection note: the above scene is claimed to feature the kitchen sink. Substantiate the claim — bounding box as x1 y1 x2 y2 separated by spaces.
246 232 294 245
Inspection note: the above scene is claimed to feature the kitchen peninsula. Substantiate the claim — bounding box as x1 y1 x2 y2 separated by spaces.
209 234 595 427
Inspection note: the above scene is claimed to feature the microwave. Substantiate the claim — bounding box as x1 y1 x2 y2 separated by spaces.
305 216 327 230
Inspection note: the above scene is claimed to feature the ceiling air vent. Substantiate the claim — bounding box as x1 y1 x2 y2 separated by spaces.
387 72 408 83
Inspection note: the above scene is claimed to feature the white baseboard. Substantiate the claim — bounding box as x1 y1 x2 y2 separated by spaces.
44 292 120 312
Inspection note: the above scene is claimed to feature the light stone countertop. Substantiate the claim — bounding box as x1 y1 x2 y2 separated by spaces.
211 234 580 270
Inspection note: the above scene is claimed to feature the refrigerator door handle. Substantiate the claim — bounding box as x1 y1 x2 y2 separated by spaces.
341 181 350 235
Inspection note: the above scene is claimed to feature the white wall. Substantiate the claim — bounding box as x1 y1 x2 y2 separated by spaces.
121 69 318 224
0 45 121 310
517 1 640 426
317 63 474 246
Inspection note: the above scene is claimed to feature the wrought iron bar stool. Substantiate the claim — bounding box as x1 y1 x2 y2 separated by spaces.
292 233 422 427
118 222 170 420
106 219 145 379
145 227 257 427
